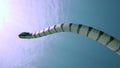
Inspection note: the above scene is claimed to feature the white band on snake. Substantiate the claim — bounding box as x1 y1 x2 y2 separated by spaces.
18 23 120 55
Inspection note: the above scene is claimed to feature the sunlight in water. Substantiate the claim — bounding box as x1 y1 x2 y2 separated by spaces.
0 0 10 30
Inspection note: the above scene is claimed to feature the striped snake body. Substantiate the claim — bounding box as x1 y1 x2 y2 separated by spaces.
19 23 120 55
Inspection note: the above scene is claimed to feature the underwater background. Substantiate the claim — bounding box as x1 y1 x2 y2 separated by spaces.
0 0 120 68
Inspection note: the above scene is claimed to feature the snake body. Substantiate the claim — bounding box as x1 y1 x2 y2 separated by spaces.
19 23 120 55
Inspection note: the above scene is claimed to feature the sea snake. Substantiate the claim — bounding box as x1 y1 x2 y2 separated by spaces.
19 23 120 55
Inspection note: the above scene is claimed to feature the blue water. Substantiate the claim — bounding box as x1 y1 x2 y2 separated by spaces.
0 0 120 68
42 0 120 68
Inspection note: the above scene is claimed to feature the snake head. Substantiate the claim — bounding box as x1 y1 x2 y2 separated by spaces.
19 32 33 39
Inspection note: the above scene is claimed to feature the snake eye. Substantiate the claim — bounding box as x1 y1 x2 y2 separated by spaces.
20 32 30 36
